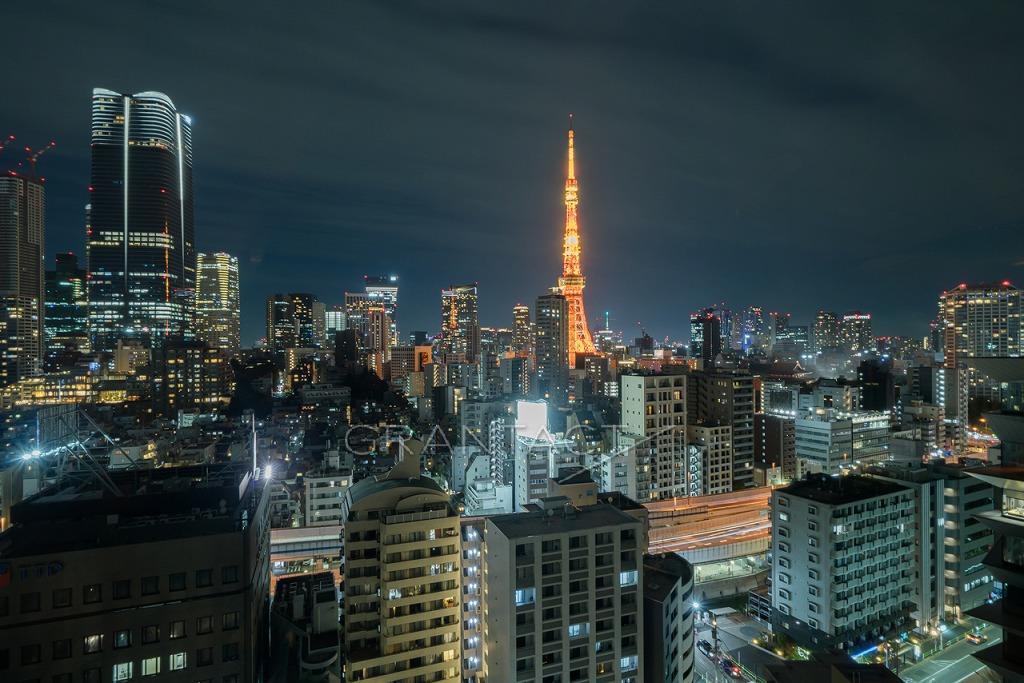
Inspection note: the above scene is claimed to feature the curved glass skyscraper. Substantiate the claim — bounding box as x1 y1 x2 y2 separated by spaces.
87 88 195 353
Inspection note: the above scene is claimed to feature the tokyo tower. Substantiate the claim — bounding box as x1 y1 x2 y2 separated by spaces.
557 114 597 367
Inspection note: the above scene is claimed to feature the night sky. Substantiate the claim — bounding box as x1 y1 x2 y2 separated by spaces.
6 2 1024 346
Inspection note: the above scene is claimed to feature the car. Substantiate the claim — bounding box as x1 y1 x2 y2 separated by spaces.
721 658 743 679
697 639 714 657
966 632 988 645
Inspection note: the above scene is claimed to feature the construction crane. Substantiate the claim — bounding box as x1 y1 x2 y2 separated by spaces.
24 140 56 177
0 134 15 155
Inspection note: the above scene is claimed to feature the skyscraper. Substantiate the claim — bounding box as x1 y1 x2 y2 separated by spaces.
87 88 195 353
265 293 321 351
44 252 89 366
839 311 874 354
364 274 398 345
534 292 568 403
440 283 480 362
512 302 532 355
690 308 721 364
196 252 240 355
813 310 840 353
555 115 597 367
0 173 45 383
939 282 1021 400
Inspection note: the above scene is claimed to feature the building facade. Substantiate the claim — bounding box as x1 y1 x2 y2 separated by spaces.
0 174 45 383
196 252 240 355
770 474 916 651
87 89 195 353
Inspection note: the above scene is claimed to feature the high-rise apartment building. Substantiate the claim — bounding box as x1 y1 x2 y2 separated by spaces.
0 173 45 383
770 474 916 651
687 423 732 495
512 303 533 356
440 284 480 363
196 252 240 355
87 89 195 353
44 252 89 366
535 293 569 404
813 310 840 354
0 463 270 683
339 450 462 683
481 498 645 682
620 373 688 501
839 311 874 354
939 282 1022 400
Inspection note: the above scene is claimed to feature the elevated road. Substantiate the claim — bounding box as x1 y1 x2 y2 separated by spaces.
646 488 772 558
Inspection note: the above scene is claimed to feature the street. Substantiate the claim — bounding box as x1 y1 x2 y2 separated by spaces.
898 631 1001 683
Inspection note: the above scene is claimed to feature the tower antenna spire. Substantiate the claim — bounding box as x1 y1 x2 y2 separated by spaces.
567 113 575 181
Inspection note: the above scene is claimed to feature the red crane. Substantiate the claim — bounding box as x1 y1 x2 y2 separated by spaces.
24 140 56 178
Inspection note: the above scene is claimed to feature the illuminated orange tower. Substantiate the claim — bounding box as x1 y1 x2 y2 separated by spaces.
557 114 597 367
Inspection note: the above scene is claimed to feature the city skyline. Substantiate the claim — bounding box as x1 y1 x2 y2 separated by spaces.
5 3 1024 345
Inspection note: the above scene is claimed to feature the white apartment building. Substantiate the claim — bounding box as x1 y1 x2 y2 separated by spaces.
770 474 916 651
620 373 688 501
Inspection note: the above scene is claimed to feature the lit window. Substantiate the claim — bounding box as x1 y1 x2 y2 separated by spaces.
514 587 536 606
112 662 133 681
169 652 186 671
141 656 160 676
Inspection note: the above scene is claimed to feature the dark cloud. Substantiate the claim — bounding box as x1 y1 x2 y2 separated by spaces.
5 0 1024 344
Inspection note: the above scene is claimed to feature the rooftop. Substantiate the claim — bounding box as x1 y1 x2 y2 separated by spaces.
0 462 262 558
643 552 693 602
779 473 909 506
488 500 640 539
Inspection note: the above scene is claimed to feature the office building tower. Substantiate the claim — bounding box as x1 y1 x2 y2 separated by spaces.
0 173 45 383
512 303 533 355
0 463 270 683
343 291 370 345
770 474 915 651
689 367 755 489
365 305 391 377
619 373 688 501
794 409 890 474
265 293 321 351
839 311 874 354
440 284 480 363
481 498 645 682
87 89 195 352
266 295 296 350
339 448 462 682
643 553 695 683
364 274 398 345
689 308 721 365
44 252 89 365
534 293 569 404
196 252 240 355
939 281 1022 400
755 413 797 482
813 310 840 354
324 306 346 338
